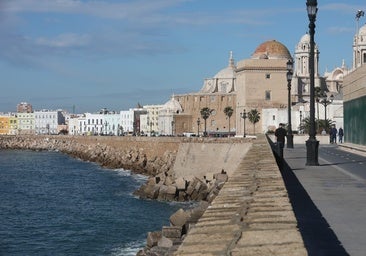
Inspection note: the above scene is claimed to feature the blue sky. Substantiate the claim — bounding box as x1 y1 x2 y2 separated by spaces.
0 0 365 113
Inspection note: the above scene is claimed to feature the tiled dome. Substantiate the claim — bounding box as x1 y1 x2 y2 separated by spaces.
251 40 291 59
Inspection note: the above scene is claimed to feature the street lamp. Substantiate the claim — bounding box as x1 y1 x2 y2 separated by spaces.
318 94 334 131
300 111 303 133
240 109 247 137
286 59 294 148
306 0 319 166
197 118 200 137
171 120 174 136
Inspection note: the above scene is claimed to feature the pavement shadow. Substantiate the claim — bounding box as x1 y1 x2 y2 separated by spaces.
278 158 349 256
266 137 349 255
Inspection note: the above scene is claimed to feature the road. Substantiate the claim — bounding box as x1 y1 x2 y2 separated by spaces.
320 144 366 181
282 144 366 256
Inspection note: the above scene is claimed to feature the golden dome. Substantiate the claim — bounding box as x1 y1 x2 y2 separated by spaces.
251 40 291 59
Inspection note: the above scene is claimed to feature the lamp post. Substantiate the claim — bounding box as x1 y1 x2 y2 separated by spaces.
240 109 247 137
318 94 334 131
171 120 174 136
300 111 303 133
286 59 294 148
306 0 319 166
197 118 200 137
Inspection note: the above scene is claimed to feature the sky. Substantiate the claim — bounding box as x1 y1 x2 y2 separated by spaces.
1 0 365 114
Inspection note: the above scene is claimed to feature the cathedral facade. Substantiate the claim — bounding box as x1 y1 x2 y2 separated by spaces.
159 34 346 136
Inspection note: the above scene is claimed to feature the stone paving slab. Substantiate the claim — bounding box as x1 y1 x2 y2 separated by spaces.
173 135 306 256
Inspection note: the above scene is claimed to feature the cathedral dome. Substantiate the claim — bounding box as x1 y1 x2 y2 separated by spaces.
214 66 236 79
300 33 310 44
213 51 236 79
251 40 291 59
162 96 182 113
359 24 366 36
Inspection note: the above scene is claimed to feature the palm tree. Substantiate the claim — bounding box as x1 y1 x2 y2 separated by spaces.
248 109 260 134
223 106 234 135
200 107 213 136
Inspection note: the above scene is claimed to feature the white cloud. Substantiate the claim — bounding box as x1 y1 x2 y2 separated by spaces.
1 0 191 20
35 33 91 48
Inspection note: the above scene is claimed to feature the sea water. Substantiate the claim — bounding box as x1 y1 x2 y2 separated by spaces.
0 150 186 256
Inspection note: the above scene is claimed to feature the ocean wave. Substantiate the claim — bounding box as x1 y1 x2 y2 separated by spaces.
110 239 145 256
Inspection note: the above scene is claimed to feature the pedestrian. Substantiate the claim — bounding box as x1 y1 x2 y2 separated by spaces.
338 127 344 143
275 123 287 158
331 126 338 144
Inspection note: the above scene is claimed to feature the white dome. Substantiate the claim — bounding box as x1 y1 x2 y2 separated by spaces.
162 97 182 113
359 24 366 36
214 66 236 79
300 33 310 44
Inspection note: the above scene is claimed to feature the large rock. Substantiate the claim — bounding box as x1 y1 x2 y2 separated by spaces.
170 208 189 227
146 231 162 248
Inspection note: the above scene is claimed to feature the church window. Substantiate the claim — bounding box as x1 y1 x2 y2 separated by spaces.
211 120 216 126
265 90 271 100
363 52 366 64
211 110 217 116
273 115 275 121
265 74 271 79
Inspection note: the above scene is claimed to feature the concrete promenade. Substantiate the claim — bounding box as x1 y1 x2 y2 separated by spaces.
282 143 366 256
174 135 307 255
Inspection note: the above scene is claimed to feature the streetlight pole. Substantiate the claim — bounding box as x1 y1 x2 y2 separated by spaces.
300 111 303 133
197 118 200 137
286 59 294 148
240 109 247 137
306 0 319 166
171 120 174 136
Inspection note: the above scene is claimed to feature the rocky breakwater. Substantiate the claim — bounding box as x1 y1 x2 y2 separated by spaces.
0 135 177 177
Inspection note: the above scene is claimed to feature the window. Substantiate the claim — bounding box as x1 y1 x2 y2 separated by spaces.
210 96 216 102
265 73 271 79
265 90 271 100
273 115 275 121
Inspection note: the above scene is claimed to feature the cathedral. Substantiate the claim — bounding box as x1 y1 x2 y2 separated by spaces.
159 34 346 136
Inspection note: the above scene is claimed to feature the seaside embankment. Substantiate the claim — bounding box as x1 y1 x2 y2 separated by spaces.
0 135 307 255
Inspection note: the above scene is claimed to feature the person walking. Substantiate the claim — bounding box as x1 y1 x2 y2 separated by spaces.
331 126 338 144
338 127 344 143
275 123 287 158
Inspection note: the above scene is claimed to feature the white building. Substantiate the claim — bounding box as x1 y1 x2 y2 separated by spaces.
159 96 182 136
103 111 121 136
34 109 65 135
140 104 163 136
85 112 104 135
120 109 134 135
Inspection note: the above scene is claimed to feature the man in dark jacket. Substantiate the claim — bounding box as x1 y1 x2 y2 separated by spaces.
275 123 287 158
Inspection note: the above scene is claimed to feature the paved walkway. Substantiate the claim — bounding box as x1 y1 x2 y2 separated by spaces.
282 144 366 256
